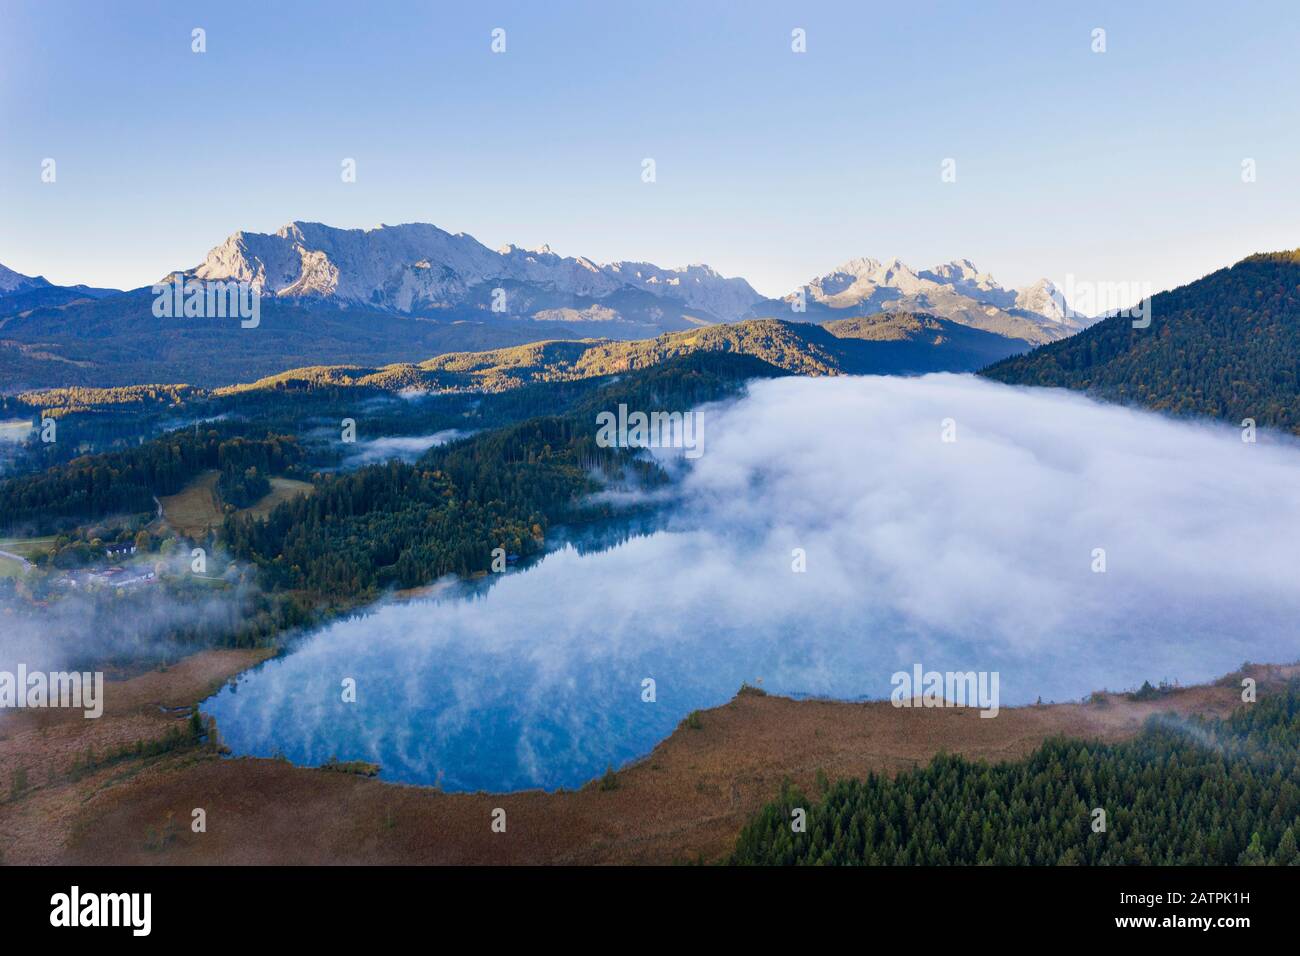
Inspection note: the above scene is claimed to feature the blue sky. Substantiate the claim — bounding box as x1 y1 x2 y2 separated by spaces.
2 0 1299 298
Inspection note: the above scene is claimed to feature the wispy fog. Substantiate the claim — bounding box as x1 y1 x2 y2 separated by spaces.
341 430 464 467
0 550 259 673
0 420 32 443
206 374 1300 791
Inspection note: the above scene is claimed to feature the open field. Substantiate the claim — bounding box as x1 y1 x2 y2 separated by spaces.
240 477 314 520
0 536 56 559
0 649 274 865
2 648 1292 866
0 536 54 576
157 471 221 538
159 472 314 537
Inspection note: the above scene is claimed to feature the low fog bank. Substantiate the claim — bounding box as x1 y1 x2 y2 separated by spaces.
663 372 1300 688
0 549 260 674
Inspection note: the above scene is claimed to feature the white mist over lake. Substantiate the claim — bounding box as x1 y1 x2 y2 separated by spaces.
206 374 1300 791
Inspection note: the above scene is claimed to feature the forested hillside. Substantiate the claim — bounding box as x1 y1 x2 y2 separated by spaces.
0 351 784 656
210 314 1024 395
0 290 582 391
0 429 302 532
982 252 1300 433
0 312 1021 480
732 684 1300 866
221 352 784 597
1 298 1028 394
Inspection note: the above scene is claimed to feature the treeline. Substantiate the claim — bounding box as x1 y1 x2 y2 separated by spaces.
731 684 1300 866
223 352 786 598
0 428 302 532
0 395 35 418
18 383 200 412
6 375 618 480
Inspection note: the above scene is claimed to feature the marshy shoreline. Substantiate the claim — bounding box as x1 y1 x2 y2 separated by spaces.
2 648 1292 866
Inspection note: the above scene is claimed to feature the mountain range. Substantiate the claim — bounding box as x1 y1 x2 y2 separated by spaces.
7 241 1300 443
193 221 762 326
0 220 1088 390
751 255 1085 344
186 221 1080 339
0 262 118 313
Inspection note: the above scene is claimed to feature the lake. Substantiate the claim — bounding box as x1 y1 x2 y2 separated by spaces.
202 375 1300 792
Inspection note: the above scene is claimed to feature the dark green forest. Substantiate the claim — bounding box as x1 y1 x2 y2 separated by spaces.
0 361 668 529
0 309 1026 486
731 684 1300 865
221 352 785 598
0 428 302 532
1 351 783 655
0 376 616 476
216 460 271 508
982 252 1300 433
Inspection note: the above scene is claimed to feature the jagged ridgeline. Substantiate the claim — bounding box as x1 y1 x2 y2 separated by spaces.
220 351 788 595
0 221 1066 390
982 252 1300 433
731 683 1300 866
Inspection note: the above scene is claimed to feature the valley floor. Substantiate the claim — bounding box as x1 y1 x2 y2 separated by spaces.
2 652 1290 866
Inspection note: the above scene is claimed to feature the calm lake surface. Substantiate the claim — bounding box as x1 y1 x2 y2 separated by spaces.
202 376 1300 792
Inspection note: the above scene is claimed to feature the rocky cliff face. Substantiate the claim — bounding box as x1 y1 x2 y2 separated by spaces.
191 221 763 322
